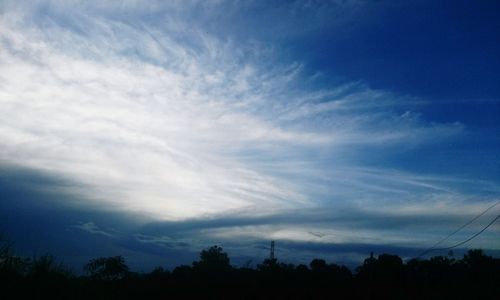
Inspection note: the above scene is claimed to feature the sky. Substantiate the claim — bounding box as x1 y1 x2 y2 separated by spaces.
1 0 499 272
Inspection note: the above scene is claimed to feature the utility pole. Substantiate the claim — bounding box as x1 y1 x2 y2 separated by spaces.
270 240 275 260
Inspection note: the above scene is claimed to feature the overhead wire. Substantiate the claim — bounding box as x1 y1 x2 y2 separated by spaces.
428 213 500 252
416 200 500 258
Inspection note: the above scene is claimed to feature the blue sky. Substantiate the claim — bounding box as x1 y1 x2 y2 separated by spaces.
0 0 499 272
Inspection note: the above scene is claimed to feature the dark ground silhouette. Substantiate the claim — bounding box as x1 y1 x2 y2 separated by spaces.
1 238 499 299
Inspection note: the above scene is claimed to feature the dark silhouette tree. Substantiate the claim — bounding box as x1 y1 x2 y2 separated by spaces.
376 254 403 275
463 249 492 268
2 241 500 299
0 235 13 273
0 236 30 277
84 256 129 280
31 254 70 278
0 235 11 260
310 258 328 273
192 245 231 273
257 257 278 272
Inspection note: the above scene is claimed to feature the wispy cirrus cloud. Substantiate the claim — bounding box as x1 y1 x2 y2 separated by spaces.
1 1 498 262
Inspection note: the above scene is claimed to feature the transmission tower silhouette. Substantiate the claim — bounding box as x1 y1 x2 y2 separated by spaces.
270 240 275 260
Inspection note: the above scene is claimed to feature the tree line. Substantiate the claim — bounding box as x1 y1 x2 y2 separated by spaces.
1 239 499 299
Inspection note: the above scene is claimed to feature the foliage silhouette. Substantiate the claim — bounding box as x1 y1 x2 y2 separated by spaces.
84 256 129 280
1 240 499 299
192 245 231 273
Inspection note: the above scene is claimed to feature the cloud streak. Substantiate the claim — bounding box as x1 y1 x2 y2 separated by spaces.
0 1 498 261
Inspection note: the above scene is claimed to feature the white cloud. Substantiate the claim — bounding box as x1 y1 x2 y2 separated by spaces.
73 222 113 237
0 0 489 235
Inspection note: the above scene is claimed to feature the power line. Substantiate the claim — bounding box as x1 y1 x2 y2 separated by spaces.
428 213 500 252
416 200 500 258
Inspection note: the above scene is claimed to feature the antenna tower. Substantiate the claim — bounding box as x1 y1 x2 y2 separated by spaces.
270 240 275 260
